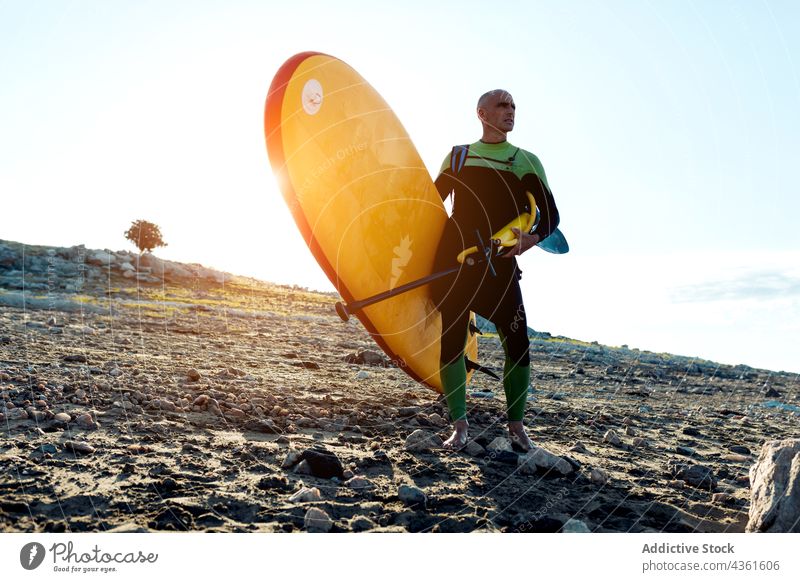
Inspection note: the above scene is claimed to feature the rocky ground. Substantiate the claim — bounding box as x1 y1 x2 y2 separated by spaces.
1 239 798 532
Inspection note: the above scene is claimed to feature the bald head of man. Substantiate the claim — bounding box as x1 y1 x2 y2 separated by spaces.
477 89 515 142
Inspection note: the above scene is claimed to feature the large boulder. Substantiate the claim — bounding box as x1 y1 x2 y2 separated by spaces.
746 439 800 533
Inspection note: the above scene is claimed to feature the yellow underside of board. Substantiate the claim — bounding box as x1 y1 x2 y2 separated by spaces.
277 54 477 391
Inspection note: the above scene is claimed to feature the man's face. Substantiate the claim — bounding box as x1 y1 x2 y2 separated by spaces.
478 92 515 133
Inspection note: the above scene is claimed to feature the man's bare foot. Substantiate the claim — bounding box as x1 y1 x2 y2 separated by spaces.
508 421 535 452
442 419 469 450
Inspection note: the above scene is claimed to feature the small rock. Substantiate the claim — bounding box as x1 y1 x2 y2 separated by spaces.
108 367 122 377
621 416 632 426
75 389 86 400
463 440 486 457
518 447 573 476
562 519 591 533
729 445 751 455
7 408 28 420
676 446 695 457
294 460 313 475
763 387 781 398
64 441 95 455
186 368 201 382
712 493 735 504
398 484 427 506
281 448 302 468
603 430 621 447
667 460 717 490
62 354 88 363
289 486 321 503
344 349 387 366
355 370 369 380
569 441 588 454
426 413 447 427
722 453 750 463
193 395 209 406
345 476 375 491
300 448 345 479
75 413 98 430
404 429 443 452
39 443 58 454
304 507 333 532
487 437 514 453
589 468 609 486
624 425 636 436
350 515 376 532
29 410 48 422
682 426 702 437
632 437 650 449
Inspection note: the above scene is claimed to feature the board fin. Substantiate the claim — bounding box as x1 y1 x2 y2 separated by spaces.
464 356 500 381
468 321 482 336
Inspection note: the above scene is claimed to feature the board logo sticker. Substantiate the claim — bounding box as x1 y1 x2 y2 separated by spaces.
302 79 323 115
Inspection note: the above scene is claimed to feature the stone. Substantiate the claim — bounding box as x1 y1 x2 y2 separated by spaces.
345 476 375 491
603 430 622 447
187 368 201 382
569 441 588 454
398 484 427 506
281 448 302 468
7 408 28 420
722 453 750 463
344 349 387 366
487 437 514 453
746 439 800 533
518 447 573 476
300 448 345 479
75 413 98 430
304 507 333 533
64 441 95 455
288 487 321 503
562 519 591 533
590 468 609 486
667 461 717 490
193 395 209 406
729 445 751 455
294 460 313 475
463 440 486 457
404 429 443 452
350 515 376 532
62 354 88 363
426 413 447 427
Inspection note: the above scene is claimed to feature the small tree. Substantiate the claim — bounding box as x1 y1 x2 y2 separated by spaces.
124 220 167 254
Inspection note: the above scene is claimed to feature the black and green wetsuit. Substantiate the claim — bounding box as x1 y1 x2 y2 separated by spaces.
430 140 559 422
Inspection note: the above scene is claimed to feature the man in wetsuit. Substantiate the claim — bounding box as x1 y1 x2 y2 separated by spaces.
430 89 560 451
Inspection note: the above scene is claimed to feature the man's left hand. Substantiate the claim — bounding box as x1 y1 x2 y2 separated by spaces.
498 228 540 258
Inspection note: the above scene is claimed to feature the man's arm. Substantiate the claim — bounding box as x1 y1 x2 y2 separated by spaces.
434 154 455 202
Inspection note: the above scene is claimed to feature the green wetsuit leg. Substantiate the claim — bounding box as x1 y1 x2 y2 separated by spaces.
497 329 530 421
441 359 467 421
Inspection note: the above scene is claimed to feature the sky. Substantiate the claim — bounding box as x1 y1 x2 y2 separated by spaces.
1 0 798 373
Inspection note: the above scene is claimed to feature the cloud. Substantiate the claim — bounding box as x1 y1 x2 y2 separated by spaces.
670 269 800 303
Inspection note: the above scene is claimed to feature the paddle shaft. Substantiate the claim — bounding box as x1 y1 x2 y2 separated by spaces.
335 264 462 321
